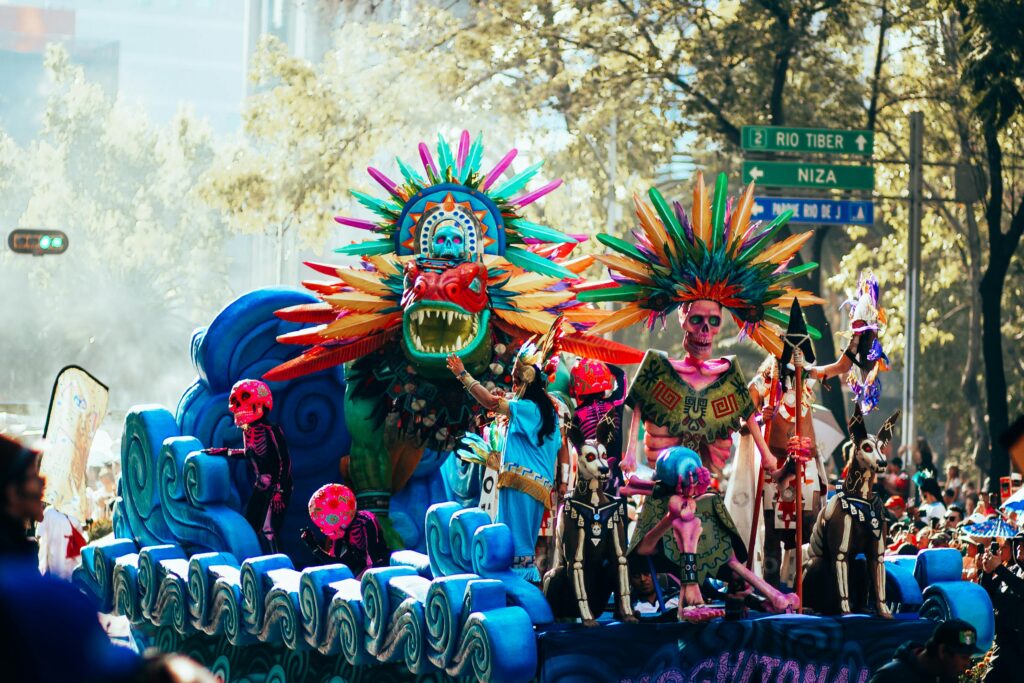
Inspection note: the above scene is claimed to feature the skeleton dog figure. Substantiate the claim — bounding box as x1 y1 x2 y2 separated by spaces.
803 406 900 616
543 416 637 626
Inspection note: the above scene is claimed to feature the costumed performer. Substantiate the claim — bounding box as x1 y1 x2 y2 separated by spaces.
570 359 628 494
446 323 562 581
576 172 824 592
203 379 292 554
300 483 389 578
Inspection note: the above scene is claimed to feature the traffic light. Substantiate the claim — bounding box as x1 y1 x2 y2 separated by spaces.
7 229 69 255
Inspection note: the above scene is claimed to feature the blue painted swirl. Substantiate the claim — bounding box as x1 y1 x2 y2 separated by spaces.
425 574 475 668
112 556 142 622
424 502 462 578
298 565 353 648
139 544 186 621
450 508 492 573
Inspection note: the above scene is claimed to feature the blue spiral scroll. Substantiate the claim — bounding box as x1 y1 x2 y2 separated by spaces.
390 549 433 578
139 545 186 621
209 569 254 646
324 577 372 664
921 583 995 652
448 607 537 682
425 574 476 668
471 523 553 626
187 552 239 632
152 557 192 634
450 507 493 573
361 565 420 657
174 288 350 567
298 565 354 648
121 407 179 547
73 540 138 614
425 502 463 577
262 569 306 650
112 552 142 622
377 575 434 674
240 554 295 636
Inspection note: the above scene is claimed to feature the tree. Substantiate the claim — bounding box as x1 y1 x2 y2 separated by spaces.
0 46 231 408
957 0 1024 492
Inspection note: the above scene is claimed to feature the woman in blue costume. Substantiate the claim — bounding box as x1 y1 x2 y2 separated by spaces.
447 325 561 581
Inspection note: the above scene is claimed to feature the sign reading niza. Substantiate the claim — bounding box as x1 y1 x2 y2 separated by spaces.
742 160 874 191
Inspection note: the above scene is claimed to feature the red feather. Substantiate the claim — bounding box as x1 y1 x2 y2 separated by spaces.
276 325 328 345
301 280 346 295
303 260 343 277
275 303 337 323
560 333 645 365
264 330 399 382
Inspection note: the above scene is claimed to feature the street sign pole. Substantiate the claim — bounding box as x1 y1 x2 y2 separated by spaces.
902 112 924 453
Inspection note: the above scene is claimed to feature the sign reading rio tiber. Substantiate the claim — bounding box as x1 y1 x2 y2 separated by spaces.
742 125 874 156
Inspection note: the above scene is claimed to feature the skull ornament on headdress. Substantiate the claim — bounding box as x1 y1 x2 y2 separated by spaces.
308 483 358 540
228 379 273 427
569 358 614 399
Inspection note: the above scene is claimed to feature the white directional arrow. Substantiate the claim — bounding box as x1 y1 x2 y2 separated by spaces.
752 201 765 217
854 205 865 220
749 166 764 181
855 134 867 152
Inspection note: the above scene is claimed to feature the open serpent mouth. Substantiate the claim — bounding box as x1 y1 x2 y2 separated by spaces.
405 304 485 355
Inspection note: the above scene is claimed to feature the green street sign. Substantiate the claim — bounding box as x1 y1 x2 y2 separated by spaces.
742 126 874 156
742 160 874 191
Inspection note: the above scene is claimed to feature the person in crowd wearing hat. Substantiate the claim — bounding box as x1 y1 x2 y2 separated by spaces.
979 532 1024 682
884 495 907 527
870 619 983 683
919 478 947 525
0 434 45 558
944 505 965 532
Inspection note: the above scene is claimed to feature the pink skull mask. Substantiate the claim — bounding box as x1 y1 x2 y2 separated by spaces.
308 484 357 540
228 379 273 427
681 300 723 361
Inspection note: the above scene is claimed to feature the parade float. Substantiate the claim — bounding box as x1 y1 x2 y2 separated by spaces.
74 133 994 682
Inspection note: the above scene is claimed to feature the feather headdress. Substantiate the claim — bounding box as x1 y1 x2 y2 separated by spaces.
578 172 825 356
265 131 642 382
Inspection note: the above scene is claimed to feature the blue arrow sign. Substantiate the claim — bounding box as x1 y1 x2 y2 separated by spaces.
752 196 874 226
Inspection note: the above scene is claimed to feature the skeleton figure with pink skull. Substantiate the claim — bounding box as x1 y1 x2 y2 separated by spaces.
203 379 293 554
300 483 389 578
580 172 824 615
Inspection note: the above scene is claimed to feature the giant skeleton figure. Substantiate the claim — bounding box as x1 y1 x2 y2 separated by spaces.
264 132 641 548
578 172 825 605
204 380 293 554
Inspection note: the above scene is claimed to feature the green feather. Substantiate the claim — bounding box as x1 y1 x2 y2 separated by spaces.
595 233 649 263
772 261 819 283
396 157 425 187
351 189 400 218
462 135 484 182
492 161 544 199
647 187 690 256
576 285 649 303
334 239 395 256
436 133 455 177
508 220 575 244
504 245 578 280
711 172 729 251
737 211 793 263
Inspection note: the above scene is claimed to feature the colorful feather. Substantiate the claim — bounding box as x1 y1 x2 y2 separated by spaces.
585 304 651 335
335 270 394 297
691 172 711 244
274 302 337 324
322 312 402 339
263 330 398 382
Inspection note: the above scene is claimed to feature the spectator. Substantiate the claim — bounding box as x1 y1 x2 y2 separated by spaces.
979 532 1024 682
882 458 911 499
870 618 983 683
978 492 997 517
884 495 907 527
0 435 45 558
919 478 947 524
929 532 951 549
944 464 963 500
942 487 957 510
910 436 937 482
965 492 979 519
944 504 965 531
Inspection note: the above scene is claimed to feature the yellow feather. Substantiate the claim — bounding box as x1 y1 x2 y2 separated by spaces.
752 230 814 265
322 291 392 313
335 269 393 296
765 289 826 307
633 194 673 263
321 312 401 339
503 273 561 293
749 324 784 358
364 254 400 276
562 308 612 324
729 182 756 249
511 290 577 310
692 171 711 245
493 308 558 334
562 255 595 275
594 254 656 285
587 304 651 335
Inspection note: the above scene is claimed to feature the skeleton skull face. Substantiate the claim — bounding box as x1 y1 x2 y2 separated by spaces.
847 406 900 475
430 222 466 260
681 300 723 361
228 379 273 427
578 441 610 483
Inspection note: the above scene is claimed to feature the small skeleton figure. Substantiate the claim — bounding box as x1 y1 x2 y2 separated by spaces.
570 359 626 494
543 417 637 626
300 483 389 578
203 379 292 554
803 406 900 616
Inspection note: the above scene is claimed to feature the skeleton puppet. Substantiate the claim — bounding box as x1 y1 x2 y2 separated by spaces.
803 406 900 616
300 483 389 577
204 379 293 554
